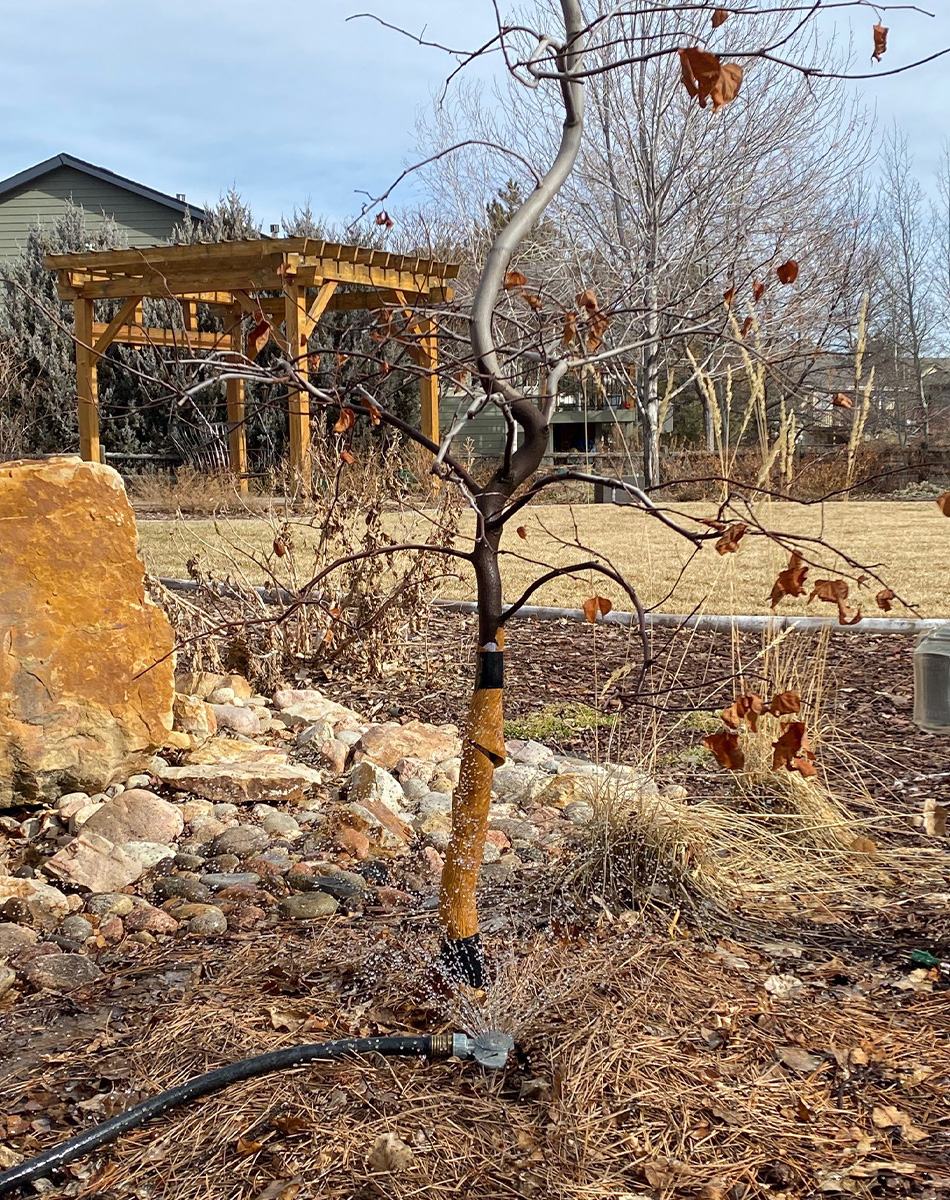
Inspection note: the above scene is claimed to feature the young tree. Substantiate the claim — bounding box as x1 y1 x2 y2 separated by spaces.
124 2 928 985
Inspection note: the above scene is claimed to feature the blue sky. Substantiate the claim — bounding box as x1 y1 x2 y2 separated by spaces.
1 1 948 227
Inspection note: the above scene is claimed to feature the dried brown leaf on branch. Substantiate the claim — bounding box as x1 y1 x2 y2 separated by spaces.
770 551 809 608
375 210 394 229
936 492 950 516
832 392 853 409
339 448 356 465
772 722 817 777
776 259 800 285
721 702 741 730
723 284 736 308
366 402 382 427
716 522 747 555
711 8 729 28
753 279 766 302
562 310 578 346
333 407 356 434
808 577 861 625
876 588 896 613
504 270 528 289
872 23 888 62
740 316 754 338
769 690 801 716
678 47 743 112
272 538 287 558
583 596 613 623
246 318 271 359
576 289 610 352
735 693 766 731
703 729 745 771
808 578 849 607
516 526 528 540
522 291 543 311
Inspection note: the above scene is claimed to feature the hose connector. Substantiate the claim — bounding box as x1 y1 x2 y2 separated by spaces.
430 1030 514 1069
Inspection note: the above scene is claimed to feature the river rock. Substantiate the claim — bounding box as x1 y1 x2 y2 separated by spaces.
153 877 213 904
118 841 175 869
279 892 339 920
0 877 70 928
189 908 227 936
44 831 144 892
210 704 261 736
124 904 179 934
272 688 363 730
506 739 554 767
0 457 175 806
492 763 549 805
208 825 269 857
81 789 184 845
200 872 261 891
0 922 38 956
84 893 135 918
358 720 460 770
22 952 102 992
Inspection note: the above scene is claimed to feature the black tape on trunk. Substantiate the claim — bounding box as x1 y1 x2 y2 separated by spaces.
475 650 504 691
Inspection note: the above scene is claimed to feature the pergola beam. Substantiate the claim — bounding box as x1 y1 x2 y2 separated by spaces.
44 237 457 474
92 323 232 352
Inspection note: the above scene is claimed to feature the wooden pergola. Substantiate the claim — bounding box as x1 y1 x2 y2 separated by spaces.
44 237 460 489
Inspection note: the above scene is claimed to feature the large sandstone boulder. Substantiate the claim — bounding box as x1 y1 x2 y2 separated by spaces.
0 457 175 806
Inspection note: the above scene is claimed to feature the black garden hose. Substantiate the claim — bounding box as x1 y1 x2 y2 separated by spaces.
0 1033 470 1196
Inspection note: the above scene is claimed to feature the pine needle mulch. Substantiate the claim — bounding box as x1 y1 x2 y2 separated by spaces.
1 883 948 1200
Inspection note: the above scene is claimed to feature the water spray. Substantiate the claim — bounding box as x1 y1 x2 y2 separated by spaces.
0 1030 515 1196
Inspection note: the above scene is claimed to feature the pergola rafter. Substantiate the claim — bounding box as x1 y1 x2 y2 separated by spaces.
44 237 459 490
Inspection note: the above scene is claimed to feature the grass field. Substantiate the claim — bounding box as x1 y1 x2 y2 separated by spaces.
137 498 950 618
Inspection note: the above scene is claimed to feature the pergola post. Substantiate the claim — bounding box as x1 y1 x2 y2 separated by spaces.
226 306 249 494
73 297 100 463
418 317 439 443
284 277 311 491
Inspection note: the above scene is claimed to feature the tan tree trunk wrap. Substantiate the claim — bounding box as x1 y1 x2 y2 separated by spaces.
438 642 506 941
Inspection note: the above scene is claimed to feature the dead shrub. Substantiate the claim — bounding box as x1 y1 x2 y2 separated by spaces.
149 438 462 690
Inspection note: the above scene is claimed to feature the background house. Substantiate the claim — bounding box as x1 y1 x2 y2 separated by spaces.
0 153 205 261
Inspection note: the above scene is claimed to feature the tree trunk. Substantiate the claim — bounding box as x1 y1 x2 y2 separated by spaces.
437 535 505 987
640 338 660 486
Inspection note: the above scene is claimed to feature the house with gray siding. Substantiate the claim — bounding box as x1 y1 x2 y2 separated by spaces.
0 153 205 260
